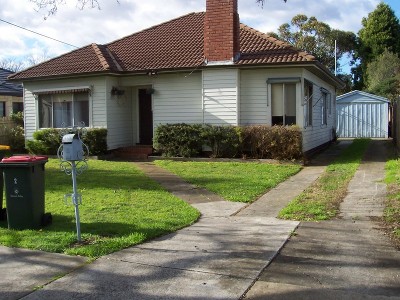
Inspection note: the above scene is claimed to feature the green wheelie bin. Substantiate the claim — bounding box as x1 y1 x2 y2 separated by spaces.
0 155 51 230
0 145 10 221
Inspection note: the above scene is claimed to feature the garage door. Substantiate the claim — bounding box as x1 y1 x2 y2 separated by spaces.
336 102 388 138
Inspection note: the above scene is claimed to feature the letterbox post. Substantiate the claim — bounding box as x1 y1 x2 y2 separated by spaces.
58 125 88 242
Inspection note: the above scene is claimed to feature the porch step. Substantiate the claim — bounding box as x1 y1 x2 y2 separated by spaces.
115 145 153 160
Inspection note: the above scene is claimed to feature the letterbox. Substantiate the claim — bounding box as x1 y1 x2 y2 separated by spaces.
62 133 84 161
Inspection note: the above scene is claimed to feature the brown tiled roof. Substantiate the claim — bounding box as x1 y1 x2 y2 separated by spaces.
10 12 318 80
238 24 316 64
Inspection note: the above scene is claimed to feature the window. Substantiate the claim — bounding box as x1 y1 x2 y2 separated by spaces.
271 83 296 126
304 80 313 126
39 92 89 128
0 102 5 117
12 102 24 113
321 92 328 125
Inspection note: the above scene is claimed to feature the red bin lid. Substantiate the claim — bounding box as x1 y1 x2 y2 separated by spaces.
1 155 48 163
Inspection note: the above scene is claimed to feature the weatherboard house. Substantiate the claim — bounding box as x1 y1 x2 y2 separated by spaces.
9 0 343 155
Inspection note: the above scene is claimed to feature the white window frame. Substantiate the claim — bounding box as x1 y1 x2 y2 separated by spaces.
321 92 328 125
38 92 90 129
304 80 313 127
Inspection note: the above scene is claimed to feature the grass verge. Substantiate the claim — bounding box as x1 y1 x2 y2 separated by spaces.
278 139 371 221
154 160 301 202
0 159 200 257
384 159 400 247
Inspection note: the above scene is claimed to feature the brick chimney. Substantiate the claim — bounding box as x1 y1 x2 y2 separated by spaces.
204 0 240 63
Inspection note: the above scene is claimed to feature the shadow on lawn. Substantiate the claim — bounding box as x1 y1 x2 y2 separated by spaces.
45 167 167 193
0 213 186 245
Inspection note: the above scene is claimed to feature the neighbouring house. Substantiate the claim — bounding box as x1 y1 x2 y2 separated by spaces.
0 68 23 116
336 90 390 138
9 0 344 156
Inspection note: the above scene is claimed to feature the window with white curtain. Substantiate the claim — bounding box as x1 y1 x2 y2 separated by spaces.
39 92 89 128
271 83 296 126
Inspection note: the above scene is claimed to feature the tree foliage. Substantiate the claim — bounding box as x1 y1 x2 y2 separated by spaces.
274 14 356 74
30 0 99 15
358 3 400 65
256 0 287 6
355 3 400 89
0 58 26 72
31 0 286 16
366 49 400 102
0 50 51 72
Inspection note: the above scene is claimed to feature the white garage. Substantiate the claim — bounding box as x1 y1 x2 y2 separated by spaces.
336 90 389 138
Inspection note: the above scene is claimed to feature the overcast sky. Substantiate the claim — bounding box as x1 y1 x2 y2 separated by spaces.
1 0 399 69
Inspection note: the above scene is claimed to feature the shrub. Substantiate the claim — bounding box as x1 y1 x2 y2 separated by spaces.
154 123 204 157
26 128 108 156
242 125 302 160
0 117 25 153
7 125 25 153
82 128 108 156
10 112 24 127
26 128 61 155
202 124 241 158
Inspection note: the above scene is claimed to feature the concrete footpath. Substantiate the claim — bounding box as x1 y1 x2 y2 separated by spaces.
0 140 398 299
244 140 400 300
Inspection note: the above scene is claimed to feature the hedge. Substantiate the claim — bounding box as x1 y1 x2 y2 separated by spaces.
153 123 303 160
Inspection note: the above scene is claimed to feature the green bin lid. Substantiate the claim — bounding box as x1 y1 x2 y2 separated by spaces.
1 155 48 163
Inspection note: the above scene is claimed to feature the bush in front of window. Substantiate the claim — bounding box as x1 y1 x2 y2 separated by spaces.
153 123 204 157
242 125 302 160
26 128 108 156
26 129 61 155
10 112 24 128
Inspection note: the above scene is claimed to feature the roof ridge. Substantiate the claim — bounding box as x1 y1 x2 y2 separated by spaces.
240 23 316 61
91 43 110 70
105 48 123 72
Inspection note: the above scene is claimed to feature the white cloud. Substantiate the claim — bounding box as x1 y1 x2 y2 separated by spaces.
0 0 391 66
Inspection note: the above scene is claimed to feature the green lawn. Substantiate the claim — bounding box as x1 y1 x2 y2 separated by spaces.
278 139 371 221
154 160 302 202
0 159 199 258
384 159 400 242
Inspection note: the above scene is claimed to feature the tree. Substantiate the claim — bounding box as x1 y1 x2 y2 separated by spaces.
355 3 400 89
0 50 51 72
273 14 356 74
0 58 26 72
31 0 286 16
30 0 105 17
366 49 400 102
256 0 287 6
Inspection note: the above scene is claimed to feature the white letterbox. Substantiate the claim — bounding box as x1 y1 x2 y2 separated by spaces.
62 134 84 161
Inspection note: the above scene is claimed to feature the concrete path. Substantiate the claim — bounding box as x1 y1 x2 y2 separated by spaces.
244 140 400 300
0 246 87 300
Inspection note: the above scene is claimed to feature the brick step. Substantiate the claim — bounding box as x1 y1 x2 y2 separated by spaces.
115 145 153 160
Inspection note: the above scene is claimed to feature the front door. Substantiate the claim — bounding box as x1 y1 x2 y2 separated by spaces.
138 89 153 145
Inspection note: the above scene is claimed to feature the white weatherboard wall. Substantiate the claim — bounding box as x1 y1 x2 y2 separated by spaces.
336 91 389 138
120 72 202 126
240 68 303 126
301 69 337 152
203 69 239 125
105 76 134 149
